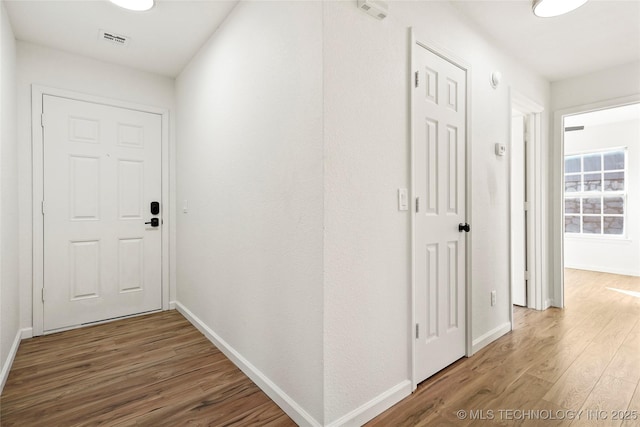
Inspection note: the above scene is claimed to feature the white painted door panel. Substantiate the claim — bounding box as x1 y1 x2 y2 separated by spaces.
43 95 162 331
414 45 467 383
511 114 527 307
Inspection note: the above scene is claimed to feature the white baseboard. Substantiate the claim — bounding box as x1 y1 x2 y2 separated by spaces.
168 300 176 310
174 301 321 427
472 322 511 354
326 380 412 427
1 328 24 393
565 264 640 277
21 327 33 339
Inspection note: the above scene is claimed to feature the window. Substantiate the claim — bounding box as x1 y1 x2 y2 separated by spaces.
564 149 626 236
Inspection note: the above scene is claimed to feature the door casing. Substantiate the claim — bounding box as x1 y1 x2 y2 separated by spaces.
552 94 640 309
510 111 527 307
410 29 473 390
509 91 544 316
31 85 171 336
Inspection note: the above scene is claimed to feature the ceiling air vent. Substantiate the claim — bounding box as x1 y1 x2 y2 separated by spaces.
99 29 130 47
358 0 388 20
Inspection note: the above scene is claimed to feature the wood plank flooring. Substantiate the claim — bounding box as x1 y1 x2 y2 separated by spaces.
0 311 296 426
367 269 640 426
2 269 638 426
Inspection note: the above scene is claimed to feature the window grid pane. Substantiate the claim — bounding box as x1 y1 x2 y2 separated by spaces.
583 153 601 172
603 197 624 214
604 171 624 191
582 216 601 234
604 151 624 170
603 216 624 235
583 174 601 192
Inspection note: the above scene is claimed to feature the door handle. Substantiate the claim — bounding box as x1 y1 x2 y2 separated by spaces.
458 223 470 233
145 218 160 227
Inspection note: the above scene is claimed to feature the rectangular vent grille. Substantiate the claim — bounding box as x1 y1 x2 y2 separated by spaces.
99 29 130 47
357 0 388 20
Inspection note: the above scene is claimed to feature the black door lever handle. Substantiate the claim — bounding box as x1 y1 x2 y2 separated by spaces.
145 218 160 227
459 223 470 232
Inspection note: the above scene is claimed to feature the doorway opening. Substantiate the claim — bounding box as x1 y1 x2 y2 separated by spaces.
559 102 640 307
509 91 544 326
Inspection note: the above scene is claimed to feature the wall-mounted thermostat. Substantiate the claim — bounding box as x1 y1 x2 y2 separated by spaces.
495 143 506 156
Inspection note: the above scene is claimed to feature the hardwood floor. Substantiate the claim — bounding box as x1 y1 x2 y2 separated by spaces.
0 311 296 426
367 269 640 426
2 269 638 426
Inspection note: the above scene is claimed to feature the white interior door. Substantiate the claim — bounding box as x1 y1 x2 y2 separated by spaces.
511 113 527 307
414 44 467 383
43 95 162 332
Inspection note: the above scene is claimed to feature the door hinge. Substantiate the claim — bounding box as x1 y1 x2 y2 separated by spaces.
415 323 419 339
414 71 419 88
525 270 531 281
524 201 530 211
41 113 46 128
41 200 45 215
415 197 420 213
41 288 45 302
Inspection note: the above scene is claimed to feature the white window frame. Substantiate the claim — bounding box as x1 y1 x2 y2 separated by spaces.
563 147 627 239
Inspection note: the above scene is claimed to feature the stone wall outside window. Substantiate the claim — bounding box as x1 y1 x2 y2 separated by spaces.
564 149 626 236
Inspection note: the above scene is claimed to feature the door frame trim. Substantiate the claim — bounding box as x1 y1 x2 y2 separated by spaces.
410 29 473 390
31 85 171 336
551 93 640 309
509 91 544 316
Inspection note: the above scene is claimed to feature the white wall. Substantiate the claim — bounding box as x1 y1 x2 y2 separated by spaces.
175 1 324 424
552 62 640 111
322 1 549 423
0 0 19 391
16 41 176 332
550 61 640 304
564 120 640 276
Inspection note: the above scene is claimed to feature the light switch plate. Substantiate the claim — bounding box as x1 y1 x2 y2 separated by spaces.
398 188 409 211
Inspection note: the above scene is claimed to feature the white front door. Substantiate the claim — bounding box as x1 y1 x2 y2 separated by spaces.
42 95 162 332
413 44 467 383
511 113 527 307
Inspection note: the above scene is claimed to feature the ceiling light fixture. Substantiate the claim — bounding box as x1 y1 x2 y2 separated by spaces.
109 0 155 12
532 0 587 18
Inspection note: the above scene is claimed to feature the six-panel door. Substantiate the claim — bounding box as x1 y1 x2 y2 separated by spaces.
43 95 162 332
414 45 467 383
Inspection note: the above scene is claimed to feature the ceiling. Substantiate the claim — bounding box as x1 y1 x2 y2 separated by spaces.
4 0 239 77
4 0 640 81
450 0 640 82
